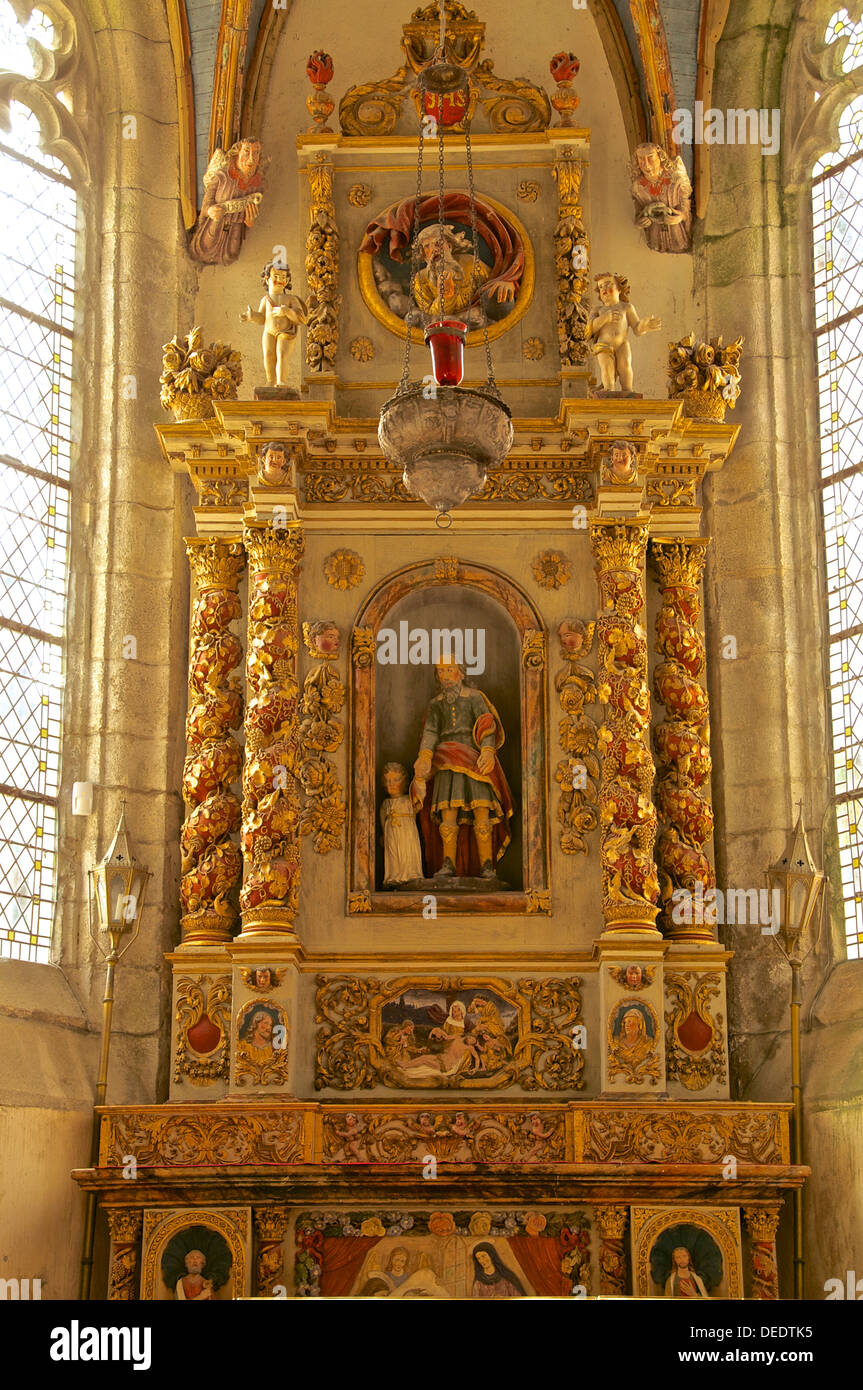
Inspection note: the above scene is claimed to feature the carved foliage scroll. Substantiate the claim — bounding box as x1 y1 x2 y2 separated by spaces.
298 625 346 853
305 156 340 373
553 150 589 366
555 619 599 855
665 971 726 1091
174 974 231 1086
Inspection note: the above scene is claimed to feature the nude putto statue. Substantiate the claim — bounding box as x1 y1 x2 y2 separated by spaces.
586 272 661 395
240 261 309 388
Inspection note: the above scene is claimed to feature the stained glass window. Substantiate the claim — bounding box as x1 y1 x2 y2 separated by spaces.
813 94 863 959
0 95 75 962
825 9 863 72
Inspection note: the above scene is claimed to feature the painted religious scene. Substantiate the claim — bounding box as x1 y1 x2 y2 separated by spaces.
295 1211 590 1298
1 0 850 1328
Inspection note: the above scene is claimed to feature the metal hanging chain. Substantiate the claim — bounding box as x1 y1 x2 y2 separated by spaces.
464 114 498 394
398 116 427 394
436 103 446 316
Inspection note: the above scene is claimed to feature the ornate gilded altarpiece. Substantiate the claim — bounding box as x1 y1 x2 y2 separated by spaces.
72 2 801 1301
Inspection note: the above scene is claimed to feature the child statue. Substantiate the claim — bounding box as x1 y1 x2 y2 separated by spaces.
586 272 661 394
240 261 309 387
380 762 423 886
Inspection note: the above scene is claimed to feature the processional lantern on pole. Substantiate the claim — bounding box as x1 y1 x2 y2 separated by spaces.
377 1 514 528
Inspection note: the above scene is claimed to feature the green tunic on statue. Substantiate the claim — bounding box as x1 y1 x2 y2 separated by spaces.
419 687 502 823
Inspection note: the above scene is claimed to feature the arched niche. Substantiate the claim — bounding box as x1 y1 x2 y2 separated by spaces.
350 558 549 915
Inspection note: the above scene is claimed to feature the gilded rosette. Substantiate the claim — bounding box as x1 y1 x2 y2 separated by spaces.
590 521 660 931
650 540 715 939
181 538 245 943
240 524 305 930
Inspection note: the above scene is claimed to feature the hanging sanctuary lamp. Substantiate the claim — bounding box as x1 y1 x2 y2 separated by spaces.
377 3 513 528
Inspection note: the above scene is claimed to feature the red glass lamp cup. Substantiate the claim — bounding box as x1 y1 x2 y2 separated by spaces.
425 318 467 386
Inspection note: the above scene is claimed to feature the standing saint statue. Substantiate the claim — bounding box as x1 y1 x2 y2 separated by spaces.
189 138 266 267
411 661 514 881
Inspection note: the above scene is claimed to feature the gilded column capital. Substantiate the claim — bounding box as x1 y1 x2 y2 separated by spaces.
106 1208 143 1243
590 519 650 577
595 1205 629 1239
244 522 305 574
649 537 709 589
743 1207 781 1242
185 535 246 590
253 1207 289 1242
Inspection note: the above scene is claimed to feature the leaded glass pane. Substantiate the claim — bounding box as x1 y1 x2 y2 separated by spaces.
0 99 73 962
813 95 863 958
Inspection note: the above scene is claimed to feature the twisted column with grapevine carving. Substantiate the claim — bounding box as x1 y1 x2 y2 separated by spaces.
595 1205 629 1295
181 538 245 943
590 520 660 934
305 155 340 373
743 1207 781 1299
254 1207 288 1297
650 540 715 941
240 524 305 935
106 1208 142 1300
553 149 589 367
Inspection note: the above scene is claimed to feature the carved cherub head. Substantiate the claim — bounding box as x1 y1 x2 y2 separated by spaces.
602 440 638 485
594 271 631 305
257 439 292 485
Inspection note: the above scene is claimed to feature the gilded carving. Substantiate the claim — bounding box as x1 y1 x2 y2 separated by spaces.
323 1108 566 1163
141 1209 248 1302
668 332 743 420
553 151 589 366
101 1111 305 1168
650 540 714 939
665 972 726 1090
304 464 592 506
595 1205 628 1296
351 627 376 668
521 629 546 670
609 964 654 990
254 1208 288 1297
348 182 373 207
645 475 697 508
525 888 552 914
555 618 599 856
434 555 460 580
339 3 550 137
235 998 291 1087
314 975 585 1092
581 1109 785 1164
632 1205 742 1300
549 51 580 127
348 889 372 913
591 521 660 929
240 524 304 924
350 335 375 362
160 327 242 421
522 336 545 360
107 1209 142 1301
517 180 541 202
298 624 346 854
324 549 365 590
181 538 245 943
531 549 571 590
174 974 231 1085
305 156 340 373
